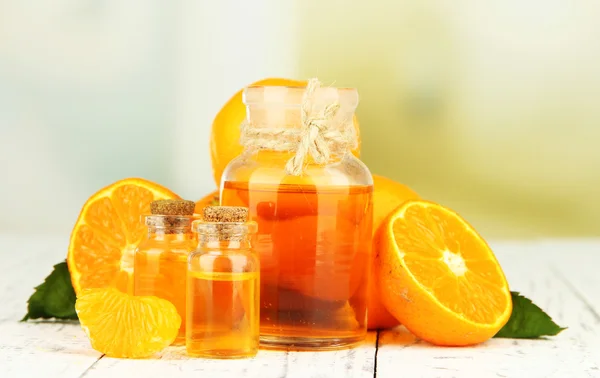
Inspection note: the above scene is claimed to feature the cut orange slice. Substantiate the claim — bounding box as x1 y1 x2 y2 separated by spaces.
67 178 179 295
76 288 181 358
375 200 512 346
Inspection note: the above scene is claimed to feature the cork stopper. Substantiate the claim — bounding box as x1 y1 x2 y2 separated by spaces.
203 206 248 223
151 199 195 216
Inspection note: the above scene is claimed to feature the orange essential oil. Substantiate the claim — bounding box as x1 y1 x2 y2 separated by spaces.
222 181 372 348
133 199 196 345
186 206 260 359
220 80 373 349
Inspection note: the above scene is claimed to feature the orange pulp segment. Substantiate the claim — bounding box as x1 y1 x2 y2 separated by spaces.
76 288 181 358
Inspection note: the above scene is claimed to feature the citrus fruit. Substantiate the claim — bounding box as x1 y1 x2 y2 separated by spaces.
76 287 181 358
367 174 420 330
194 189 220 214
210 77 362 186
375 200 512 345
366 262 401 329
67 178 179 295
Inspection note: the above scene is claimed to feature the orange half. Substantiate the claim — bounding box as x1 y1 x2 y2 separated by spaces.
367 174 420 330
67 178 179 295
375 200 512 346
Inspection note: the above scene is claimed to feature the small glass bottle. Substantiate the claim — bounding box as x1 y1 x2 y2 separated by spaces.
186 206 259 359
221 80 373 349
134 199 196 345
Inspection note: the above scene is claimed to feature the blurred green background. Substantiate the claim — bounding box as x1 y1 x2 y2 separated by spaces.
0 1 598 239
297 1 600 238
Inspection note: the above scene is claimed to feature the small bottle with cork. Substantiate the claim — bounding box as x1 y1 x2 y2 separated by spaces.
186 206 259 359
134 199 197 345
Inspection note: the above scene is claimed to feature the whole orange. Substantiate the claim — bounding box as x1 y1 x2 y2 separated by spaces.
367 174 420 330
209 78 361 187
194 189 220 214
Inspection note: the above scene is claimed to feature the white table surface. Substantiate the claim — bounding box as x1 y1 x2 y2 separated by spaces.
0 234 598 378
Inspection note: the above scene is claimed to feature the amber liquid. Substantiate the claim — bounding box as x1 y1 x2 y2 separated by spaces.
186 271 260 358
134 234 194 345
222 181 373 349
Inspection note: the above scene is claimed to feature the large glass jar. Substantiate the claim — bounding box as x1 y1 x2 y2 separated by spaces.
220 81 373 349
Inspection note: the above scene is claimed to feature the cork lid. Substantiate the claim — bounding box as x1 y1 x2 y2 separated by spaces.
203 206 248 223
150 199 195 216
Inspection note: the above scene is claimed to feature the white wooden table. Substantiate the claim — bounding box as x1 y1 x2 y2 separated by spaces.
0 234 598 377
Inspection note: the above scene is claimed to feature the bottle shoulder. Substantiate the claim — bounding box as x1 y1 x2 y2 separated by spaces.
188 248 259 274
136 238 196 254
222 152 373 187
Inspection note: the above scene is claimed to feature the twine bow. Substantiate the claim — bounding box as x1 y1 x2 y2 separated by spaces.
240 78 357 176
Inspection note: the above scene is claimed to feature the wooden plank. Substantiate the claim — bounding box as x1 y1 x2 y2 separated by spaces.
375 243 600 378
498 241 600 344
82 332 377 378
0 234 72 322
0 322 101 378
0 234 102 377
0 234 377 378
2 235 599 377
541 239 600 317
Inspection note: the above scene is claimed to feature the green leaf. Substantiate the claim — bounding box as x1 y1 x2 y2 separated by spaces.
22 261 78 321
494 291 566 339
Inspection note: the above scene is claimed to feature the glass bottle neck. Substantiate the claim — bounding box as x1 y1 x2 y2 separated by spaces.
146 227 192 241
244 149 346 166
196 235 252 251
